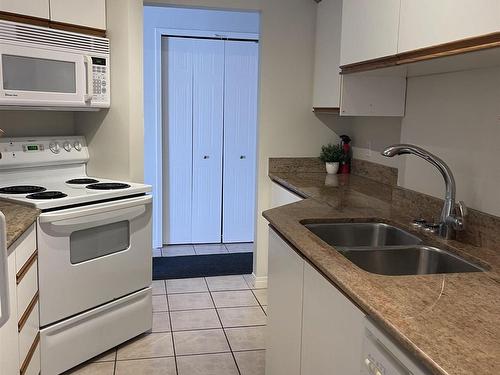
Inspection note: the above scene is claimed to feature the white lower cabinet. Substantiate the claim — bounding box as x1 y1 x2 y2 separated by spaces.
265 229 304 375
0 245 19 375
270 182 303 208
301 262 364 374
0 224 39 375
266 227 365 375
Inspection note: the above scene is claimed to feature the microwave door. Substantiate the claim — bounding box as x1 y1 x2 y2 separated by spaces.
0 44 86 107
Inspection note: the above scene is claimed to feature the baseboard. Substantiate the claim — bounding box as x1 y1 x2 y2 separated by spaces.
246 273 268 289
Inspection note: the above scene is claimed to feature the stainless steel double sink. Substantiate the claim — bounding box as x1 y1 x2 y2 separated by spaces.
304 222 483 276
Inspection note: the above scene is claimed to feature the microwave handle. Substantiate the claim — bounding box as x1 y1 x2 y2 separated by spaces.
84 55 94 102
0 212 10 328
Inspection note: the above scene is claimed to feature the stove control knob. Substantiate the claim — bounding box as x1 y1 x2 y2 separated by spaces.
73 141 82 151
63 141 72 152
49 142 60 154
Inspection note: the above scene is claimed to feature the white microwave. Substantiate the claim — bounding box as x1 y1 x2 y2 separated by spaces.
0 20 110 110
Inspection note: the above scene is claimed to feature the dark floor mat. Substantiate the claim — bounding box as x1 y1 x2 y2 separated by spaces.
152 253 253 280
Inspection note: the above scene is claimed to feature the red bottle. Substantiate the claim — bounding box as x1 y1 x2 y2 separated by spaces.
339 135 352 174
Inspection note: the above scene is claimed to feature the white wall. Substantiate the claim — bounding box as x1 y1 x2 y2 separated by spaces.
0 111 75 137
143 5 259 32
75 0 144 182
324 66 500 217
399 67 500 216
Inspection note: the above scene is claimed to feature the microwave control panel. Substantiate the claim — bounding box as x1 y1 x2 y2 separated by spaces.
91 56 110 107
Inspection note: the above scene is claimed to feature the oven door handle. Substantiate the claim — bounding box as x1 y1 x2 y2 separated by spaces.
42 205 146 234
0 212 10 328
39 195 151 223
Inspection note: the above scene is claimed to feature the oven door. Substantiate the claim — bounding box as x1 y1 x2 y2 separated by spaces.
37 195 152 326
0 43 88 107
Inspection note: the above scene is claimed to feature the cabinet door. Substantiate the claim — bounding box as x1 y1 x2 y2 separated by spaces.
163 37 194 244
49 0 106 30
270 182 303 208
340 74 406 116
301 262 365 375
222 40 259 243
0 251 19 375
340 0 401 65
191 39 224 243
0 0 49 19
266 229 304 375
398 0 500 52
313 0 342 108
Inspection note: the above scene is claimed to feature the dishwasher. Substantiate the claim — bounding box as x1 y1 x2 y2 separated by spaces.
361 319 430 375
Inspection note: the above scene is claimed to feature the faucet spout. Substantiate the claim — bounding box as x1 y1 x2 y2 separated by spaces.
381 144 466 239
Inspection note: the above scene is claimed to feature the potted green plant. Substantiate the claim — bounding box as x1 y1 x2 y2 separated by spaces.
319 143 343 174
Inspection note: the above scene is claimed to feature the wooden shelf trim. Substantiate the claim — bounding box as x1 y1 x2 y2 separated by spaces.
313 107 340 114
0 11 106 38
340 31 500 74
18 292 39 333
16 251 37 285
20 332 40 375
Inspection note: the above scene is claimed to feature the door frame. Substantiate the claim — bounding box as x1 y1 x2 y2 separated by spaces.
145 27 259 248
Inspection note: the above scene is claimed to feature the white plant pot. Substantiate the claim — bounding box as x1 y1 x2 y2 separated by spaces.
324 174 339 186
325 162 339 174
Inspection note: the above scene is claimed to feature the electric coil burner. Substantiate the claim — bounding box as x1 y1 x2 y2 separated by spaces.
66 178 100 184
0 185 46 194
86 182 131 190
27 191 68 200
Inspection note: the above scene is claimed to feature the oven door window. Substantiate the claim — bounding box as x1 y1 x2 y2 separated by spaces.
2 54 76 93
70 220 130 264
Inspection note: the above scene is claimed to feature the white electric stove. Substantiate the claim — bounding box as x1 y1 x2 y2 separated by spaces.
0 136 153 375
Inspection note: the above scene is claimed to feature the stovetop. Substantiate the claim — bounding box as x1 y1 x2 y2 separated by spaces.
0 175 151 210
0 136 151 210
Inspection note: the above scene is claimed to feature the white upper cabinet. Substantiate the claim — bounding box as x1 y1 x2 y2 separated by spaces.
0 0 49 19
340 0 401 65
312 0 342 108
49 0 106 30
398 0 500 53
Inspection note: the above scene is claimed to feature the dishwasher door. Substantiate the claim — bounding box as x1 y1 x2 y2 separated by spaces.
361 319 429 375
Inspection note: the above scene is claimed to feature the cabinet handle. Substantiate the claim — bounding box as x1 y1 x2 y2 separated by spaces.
240 155 246 159
203 155 210 159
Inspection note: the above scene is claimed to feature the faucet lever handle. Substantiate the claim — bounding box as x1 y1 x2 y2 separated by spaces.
455 200 467 230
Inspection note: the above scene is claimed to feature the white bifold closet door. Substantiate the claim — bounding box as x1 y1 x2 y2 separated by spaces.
163 37 193 244
222 41 259 243
164 37 224 244
163 36 257 245
191 39 224 243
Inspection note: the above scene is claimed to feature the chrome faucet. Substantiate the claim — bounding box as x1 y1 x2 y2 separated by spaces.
381 144 467 239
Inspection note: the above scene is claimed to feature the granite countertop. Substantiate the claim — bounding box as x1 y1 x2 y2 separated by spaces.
265 171 500 375
0 200 40 248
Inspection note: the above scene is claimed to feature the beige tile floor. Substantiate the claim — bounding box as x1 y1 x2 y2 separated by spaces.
65 275 267 375
154 243 254 257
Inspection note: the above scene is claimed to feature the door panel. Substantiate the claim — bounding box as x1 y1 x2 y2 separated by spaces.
266 229 304 375
222 41 259 243
37 198 152 326
191 39 224 243
163 37 193 244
